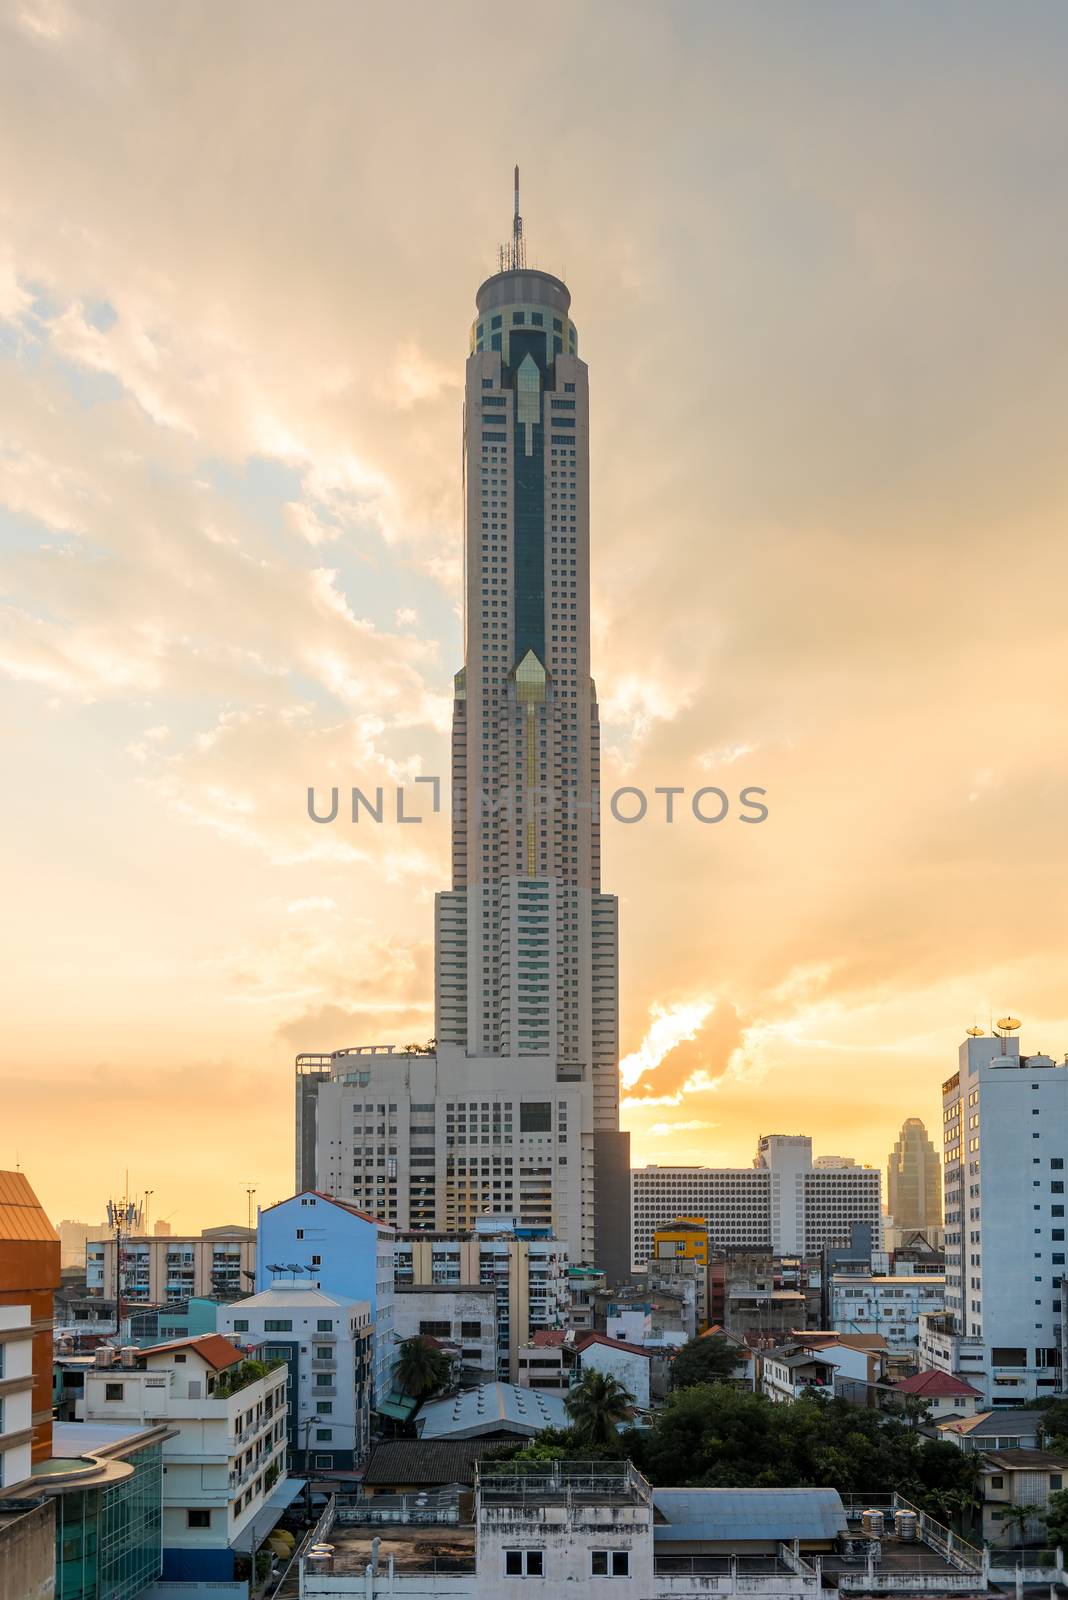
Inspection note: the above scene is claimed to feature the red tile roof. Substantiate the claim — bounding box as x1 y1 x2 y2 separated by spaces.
575 1332 652 1360
893 1369 982 1398
259 1190 393 1230
531 1330 567 1347
143 1333 245 1370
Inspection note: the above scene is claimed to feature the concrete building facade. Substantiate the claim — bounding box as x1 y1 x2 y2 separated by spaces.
921 1029 1068 1406
395 1219 569 1382
86 1224 255 1307
633 1139 881 1269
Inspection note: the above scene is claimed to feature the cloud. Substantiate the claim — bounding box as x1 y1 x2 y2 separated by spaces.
624 1000 746 1103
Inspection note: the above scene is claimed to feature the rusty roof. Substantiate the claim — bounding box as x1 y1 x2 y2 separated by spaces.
0 1171 59 1244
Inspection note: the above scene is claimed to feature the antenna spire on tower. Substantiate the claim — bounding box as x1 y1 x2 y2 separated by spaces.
499 165 526 273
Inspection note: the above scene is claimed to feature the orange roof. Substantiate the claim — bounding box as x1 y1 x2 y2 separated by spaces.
0 1171 59 1244
531 1330 567 1347
143 1333 244 1370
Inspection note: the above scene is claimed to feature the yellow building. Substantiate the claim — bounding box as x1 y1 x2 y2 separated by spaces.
652 1218 710 1331
653 1217 709 1266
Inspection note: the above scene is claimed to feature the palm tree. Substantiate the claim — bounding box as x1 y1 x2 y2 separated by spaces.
565 1369 635 1447
998 1501 1039 1550
394 1336 452 1400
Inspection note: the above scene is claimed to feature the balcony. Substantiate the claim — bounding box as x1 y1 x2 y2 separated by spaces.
311 1385 337 1397
310 1359 336 1372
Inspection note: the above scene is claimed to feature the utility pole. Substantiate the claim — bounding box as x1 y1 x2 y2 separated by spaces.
243 1183 258 1231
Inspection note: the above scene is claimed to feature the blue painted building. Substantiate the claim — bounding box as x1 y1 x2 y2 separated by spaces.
257 1192 395 1403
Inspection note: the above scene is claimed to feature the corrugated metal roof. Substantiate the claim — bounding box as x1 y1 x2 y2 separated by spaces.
364 1439 502 1486
652 1487 848 1544
0 1171 59 1243
417 1382 569 1439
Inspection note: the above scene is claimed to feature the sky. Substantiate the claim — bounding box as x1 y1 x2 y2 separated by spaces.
3 0 1068 1234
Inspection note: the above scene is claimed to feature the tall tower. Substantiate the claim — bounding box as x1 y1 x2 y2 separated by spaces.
887 1116 942 1235
435 173 630 1279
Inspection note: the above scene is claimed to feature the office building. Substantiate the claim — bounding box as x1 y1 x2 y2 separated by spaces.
86 1224 255 1306
4 1417 170 1599
0 1172 61 1469
220 1282 372 1474
298 178 631 1282
257 1190 395 1407
81 1335 288 1582
887 1117 943 1236
920 1026 1068 1406
632 1137 882 1268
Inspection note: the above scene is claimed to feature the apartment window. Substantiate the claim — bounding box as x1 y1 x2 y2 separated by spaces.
315 1346 333 1360
314 1454 332 1468
233 1319 249 1332
1055 1183 1066 1195
265 1320 293 1332
316 1319 333 1332
315 1374 333 1388
461 1321 482 1338
316 1402 332 1415
1053 1475 1064 1491
187 1508 211 1528
420 1321 451 1338
990 1475 1004 1488
105 1382 124 1401
505 1550 544 1576
592 1550 631 1577
316 1428 332 1441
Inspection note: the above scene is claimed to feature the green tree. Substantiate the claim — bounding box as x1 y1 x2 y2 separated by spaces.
671 1335 743 1390
394 1336 452 1400
565 1370 635 1447
1043 1488 1068 1549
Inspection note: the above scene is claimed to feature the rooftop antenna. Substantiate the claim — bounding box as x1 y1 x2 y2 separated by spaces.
498 164 527 273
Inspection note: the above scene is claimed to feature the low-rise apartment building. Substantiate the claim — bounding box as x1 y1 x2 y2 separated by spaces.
81 1333 287 1582
219 1282 372 1475
830 1273 946 1352
86 1225 255 1306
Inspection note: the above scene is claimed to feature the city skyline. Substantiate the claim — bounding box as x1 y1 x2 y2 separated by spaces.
5 3 1068 1231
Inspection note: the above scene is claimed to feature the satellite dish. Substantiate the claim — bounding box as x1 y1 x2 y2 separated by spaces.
996 1016 1022 1034
966 1026 984 1038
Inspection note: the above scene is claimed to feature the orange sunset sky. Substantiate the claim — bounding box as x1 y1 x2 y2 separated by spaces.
3 1 1068 1233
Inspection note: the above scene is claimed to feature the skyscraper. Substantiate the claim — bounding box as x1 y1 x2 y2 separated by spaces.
887 1116 942 1235
298 177 631 1282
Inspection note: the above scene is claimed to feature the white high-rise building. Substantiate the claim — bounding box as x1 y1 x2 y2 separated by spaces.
632 1136 882 1269
919 1028 1068 1407
298 177 630 1281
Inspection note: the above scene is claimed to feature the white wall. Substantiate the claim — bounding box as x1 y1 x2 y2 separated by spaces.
579 1342 650 1410
0 1306 33 1491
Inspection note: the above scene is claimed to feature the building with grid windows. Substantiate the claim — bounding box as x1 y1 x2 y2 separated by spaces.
298 178 629 1283
632 1137 882 1270
920 1028 1068 1407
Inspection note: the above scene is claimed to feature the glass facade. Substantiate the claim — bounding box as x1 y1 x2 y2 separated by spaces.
53 1441 163 1600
